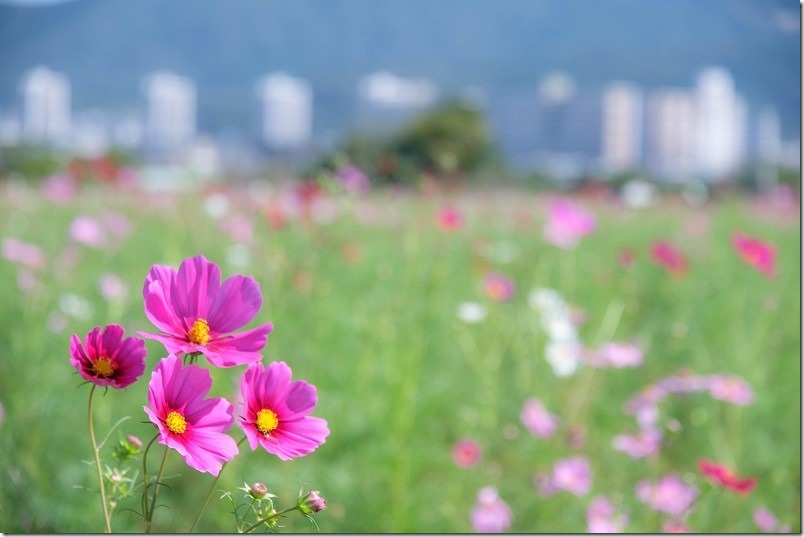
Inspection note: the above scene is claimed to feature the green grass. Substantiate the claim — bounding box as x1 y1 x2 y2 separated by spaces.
0 180 799 533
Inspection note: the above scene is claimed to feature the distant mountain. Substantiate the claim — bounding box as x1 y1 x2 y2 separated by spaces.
0 0 799 137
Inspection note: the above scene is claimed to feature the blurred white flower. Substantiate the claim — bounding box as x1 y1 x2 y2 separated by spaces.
203 192 230 219
226 243 251 269
59 293 93 320
545 340 581 377
456 301 487 324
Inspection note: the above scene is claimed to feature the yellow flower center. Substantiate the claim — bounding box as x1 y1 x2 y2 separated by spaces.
256 409 279 435
187 318 211 345
165 411 187 434
92 357 115 377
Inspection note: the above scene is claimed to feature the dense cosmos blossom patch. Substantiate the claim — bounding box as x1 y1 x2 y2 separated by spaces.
140 255 273 368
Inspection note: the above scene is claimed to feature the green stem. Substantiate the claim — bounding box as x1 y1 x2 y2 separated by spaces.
141 434 159 524
242 506 299 534
88 385 113 533
189 436 248 533
145 445 170 533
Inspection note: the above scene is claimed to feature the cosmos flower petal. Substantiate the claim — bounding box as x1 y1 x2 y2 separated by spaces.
174 255 221 320
207 275 263 334
144 280 186 336
202 323 273 368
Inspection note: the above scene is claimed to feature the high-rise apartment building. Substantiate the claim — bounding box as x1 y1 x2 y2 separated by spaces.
19 66 71 146
142 71 196 155
601 82 643 173
255 72 313 152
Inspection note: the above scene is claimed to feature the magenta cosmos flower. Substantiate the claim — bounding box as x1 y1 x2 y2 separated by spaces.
70 324 147 389
484 273 515 302
141 255 273 368
543 198 597 249
144 355 238 476
732 233 776 278
239 361 329 460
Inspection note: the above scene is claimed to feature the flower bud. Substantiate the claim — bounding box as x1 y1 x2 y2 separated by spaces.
126 435 143 450
299 490 327 514
249 482 269 499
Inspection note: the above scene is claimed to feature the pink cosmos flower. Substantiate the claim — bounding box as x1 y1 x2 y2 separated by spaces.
708 375 754 406
662 520 691 533
69 324 147 389
543 198 597 249
40 174 77 204
452 438 482 468
520 397 558 438
650 240 688 277
144 355 239 476
70 215 107 248
484 273 515 302
552 456 592 496
698 459 756 495
587 496 628 533
239 361 329 460
588 343 643 368
635 474 697 518
141 255 273 368
612 428 663 459
437 206 463 232
99 273 128 301
336 165 370 193
732 233 776 278
2 238 45 269
100 212 133 239
220 214 254 244
470 486 513 533
753 506 790 533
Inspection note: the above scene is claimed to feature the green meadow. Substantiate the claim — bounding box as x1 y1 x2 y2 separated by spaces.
0 179 799 533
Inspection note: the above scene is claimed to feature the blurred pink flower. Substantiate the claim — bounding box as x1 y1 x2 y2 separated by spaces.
144 356 239 476
533 471 558 497
220 214 254 244
543 198 596 249
437 206 463 232
336 165 370 193
601 343 643 368
101 212 133 239
732 233 776 278
552 456 591 496
140 255 274 368
586 496 627 533
650 240 688 277
698 459 756 495
662 520 692 533
484 273 515 302
618 248 636 269
470 486 513 533
2 238 45 269
99 273 129 301
40 174 76 204
753 506 790 533
70 324 147 389
708 375 754 406
452 438 482 468
17 269 38 293
635 474 697 518
520 397 558 438
70 215 107 248
239 361 329 461
612 428 662 459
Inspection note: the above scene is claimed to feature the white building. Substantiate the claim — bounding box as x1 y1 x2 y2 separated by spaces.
601 82 644 172
355 70 438 131
142 71 196 155
19 66 71 146
255 72 313 152
694 67 746 179
646 89 696 182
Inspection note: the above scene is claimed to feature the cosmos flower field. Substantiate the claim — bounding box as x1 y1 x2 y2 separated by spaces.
0 170 799 533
